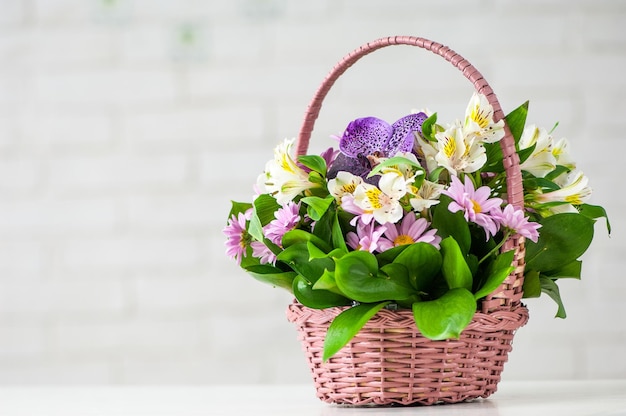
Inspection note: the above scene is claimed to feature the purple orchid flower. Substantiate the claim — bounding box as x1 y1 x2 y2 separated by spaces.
328 113 427 180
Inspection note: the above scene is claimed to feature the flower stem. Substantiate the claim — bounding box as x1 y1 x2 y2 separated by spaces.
478 230 512 266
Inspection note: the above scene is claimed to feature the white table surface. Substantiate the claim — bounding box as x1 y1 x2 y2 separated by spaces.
0 380 625 416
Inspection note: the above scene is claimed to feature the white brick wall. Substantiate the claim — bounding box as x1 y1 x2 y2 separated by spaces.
0 0 624 384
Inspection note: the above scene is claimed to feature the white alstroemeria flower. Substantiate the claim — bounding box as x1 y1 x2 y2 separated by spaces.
415 134 439 173
378 168 411 198
260 138 317 204
463 92 505 144
387 151 424 181
552 137 576 170
434 125 487 175
519 125 557 178
409 180 445 212
327 171 363 201
535 170 592 206
353 178 405 225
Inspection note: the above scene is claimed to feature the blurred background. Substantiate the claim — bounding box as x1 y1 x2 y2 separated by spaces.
0 0 624 384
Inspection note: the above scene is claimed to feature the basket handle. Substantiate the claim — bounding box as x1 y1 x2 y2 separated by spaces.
295 36 526 312
295 35 523 210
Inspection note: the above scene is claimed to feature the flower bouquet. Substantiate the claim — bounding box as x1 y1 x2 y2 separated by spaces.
223 37 609 406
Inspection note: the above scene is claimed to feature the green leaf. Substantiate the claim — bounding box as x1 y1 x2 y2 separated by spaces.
292 274 350 310
392 243 442 291
306 241 327 260
524 176 562 192
276 242 333 280
297 155 327 175
544 260 582 279
306 245 346 296
306 243 346 263
227 201 252 221
239 250 260 269
323 302 390 361
331 210 348 252
540 277 567 318
375 244 409 266
517 143 537 165
281 229 332 253
483 142 504 173
248 194 280 242
278 243 349 308
466 253 479 278
326 247 349 261
379 262 410 284
312 269 345 296
549 121 560 134
246 216 265 247
334 251 414 303
300 195 334 221
412 288 476 340
522 270 541 298
578 203 611 234
307 171 326 187
505 100 529 145
421 112 438 141
310 205 334 246
440 237 473 291
367 156 425 179
432 195 471 255
245 265 296 292
473 250 515 300
428 166 446 182
483 101 528 173
254 194 281 225
544 165 570 181
525 213 594 272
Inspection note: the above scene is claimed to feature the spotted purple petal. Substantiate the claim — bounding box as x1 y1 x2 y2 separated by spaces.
328 153 370 179
386 112 427 156
339 117 393 158
327 153 379 186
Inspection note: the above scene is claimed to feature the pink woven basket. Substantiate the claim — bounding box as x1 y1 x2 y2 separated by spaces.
286 36 529 406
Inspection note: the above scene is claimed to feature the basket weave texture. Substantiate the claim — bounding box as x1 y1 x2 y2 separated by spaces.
287 303 528 406
286 36 529 406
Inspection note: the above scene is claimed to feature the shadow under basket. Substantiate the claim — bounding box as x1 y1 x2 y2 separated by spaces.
286 302 529 406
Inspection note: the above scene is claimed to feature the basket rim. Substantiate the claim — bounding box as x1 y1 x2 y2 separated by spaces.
287 301 529 334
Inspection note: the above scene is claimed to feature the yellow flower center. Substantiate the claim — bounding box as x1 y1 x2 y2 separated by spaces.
342 183 356 193
280 154 295 173
394 234 414 246
564 194 583 205
365 188 383 209
240 230 251 248
471 106 490 129
471 199 482 213
443 136 456 158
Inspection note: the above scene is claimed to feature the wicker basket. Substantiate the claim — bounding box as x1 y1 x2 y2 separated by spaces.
285 36 529 406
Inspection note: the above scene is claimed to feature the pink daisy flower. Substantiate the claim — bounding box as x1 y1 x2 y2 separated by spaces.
493 204 541 243
251 241 277 265
346 222 387 253
223 210 253 265
378 214 441 251
264 201 301 246
442 175 503 239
